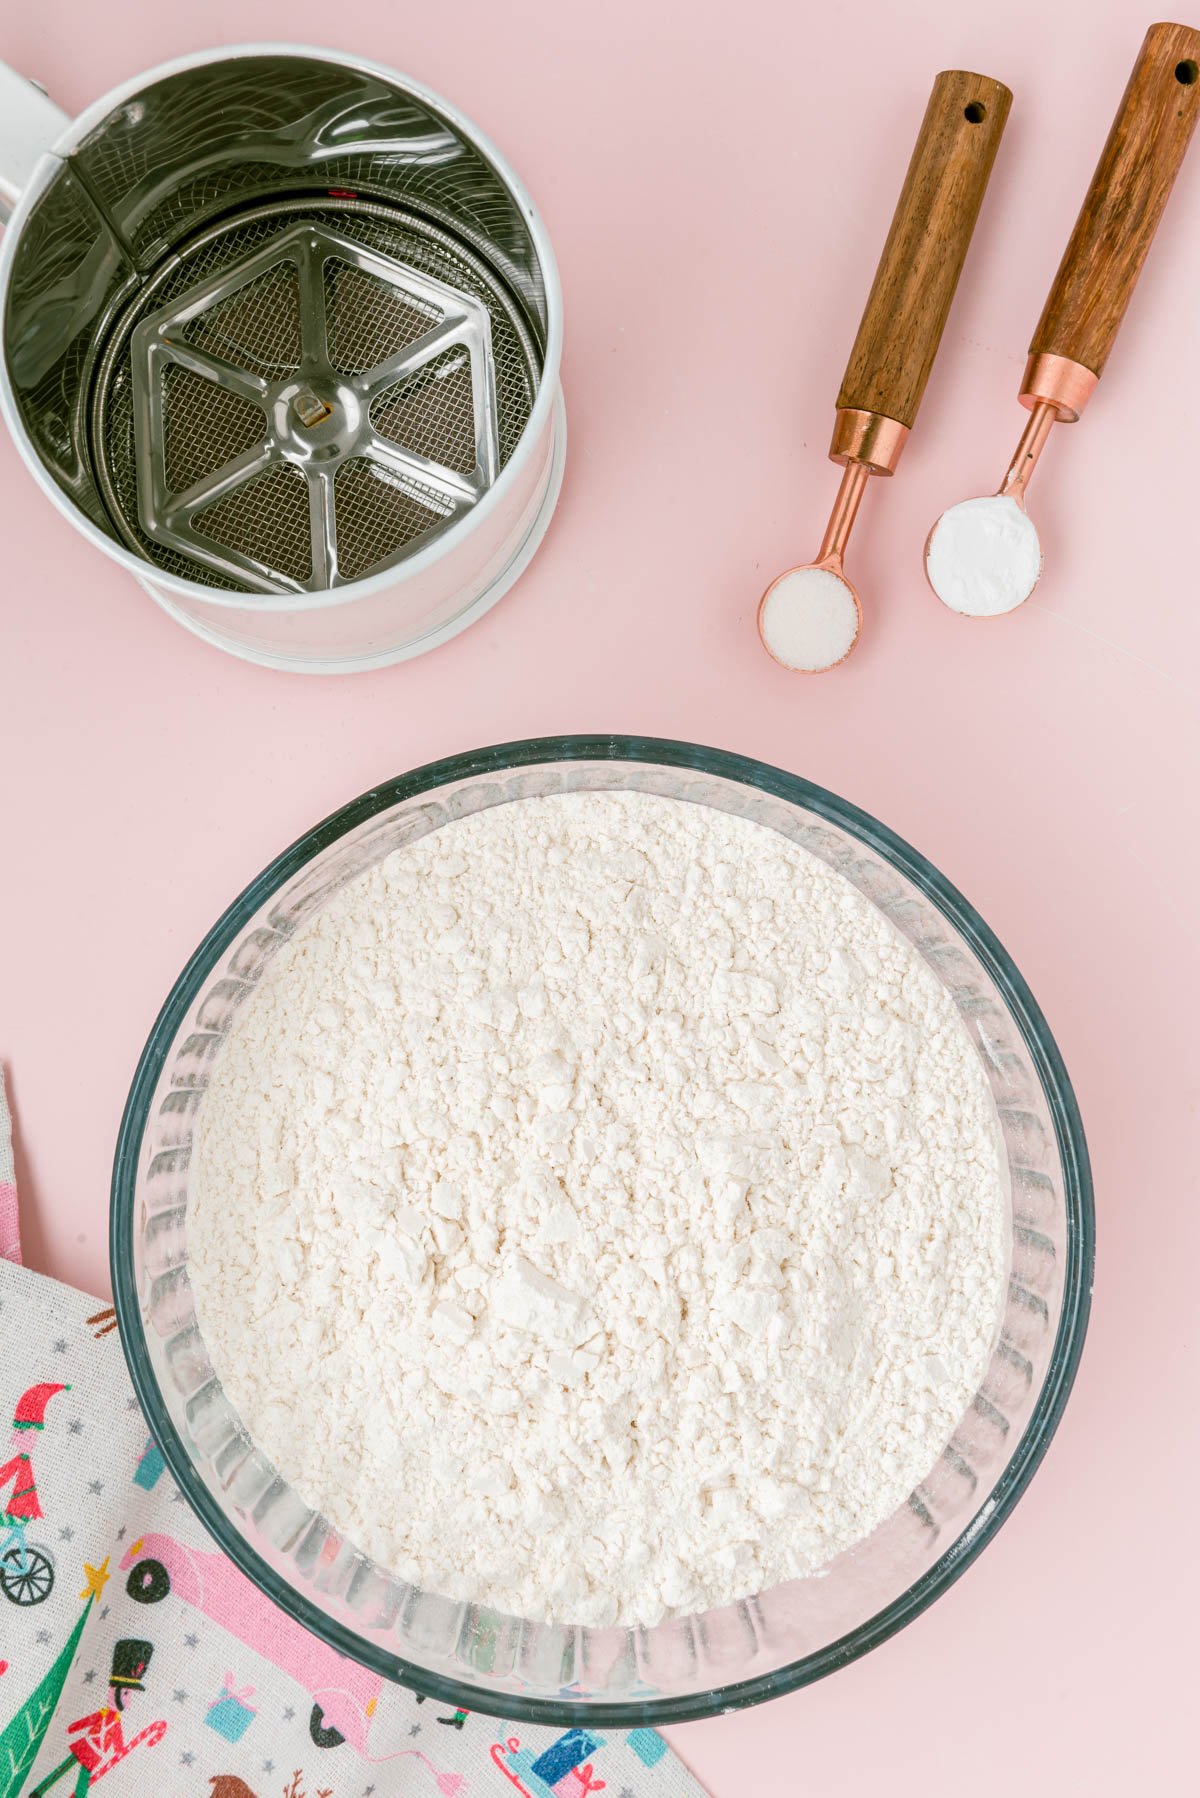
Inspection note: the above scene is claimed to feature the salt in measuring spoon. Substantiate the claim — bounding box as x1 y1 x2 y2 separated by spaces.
926 23 1200 618
759 69 1010 672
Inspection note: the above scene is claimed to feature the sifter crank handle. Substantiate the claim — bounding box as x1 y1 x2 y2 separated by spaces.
832 69 1011 474
1024 22 1200 421
0 61 68 222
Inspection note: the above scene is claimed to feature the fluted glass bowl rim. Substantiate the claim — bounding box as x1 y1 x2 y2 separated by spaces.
111 734 1094 1727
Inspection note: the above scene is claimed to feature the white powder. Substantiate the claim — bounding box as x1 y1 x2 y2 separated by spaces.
926 494 1042 616
759 567 860 671
188 791 1007 1628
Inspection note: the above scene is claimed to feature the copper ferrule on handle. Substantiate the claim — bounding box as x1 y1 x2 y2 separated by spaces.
829 408 910 475
1019 352 1099 423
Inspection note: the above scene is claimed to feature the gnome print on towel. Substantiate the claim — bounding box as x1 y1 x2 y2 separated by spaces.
27 1639 167 1794
0 1382 69 1608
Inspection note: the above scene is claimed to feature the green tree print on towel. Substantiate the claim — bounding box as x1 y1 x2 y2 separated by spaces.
0 1559 107 1798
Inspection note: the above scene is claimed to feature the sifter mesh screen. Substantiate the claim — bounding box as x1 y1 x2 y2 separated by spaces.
333 461 453 582
324 260 443 376
163 367 266 495
371 347 478 476
194 463 314 584
182 262 305 378
90 197 539 594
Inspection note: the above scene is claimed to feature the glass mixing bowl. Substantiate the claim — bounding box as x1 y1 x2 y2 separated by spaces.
111 737 1093 1729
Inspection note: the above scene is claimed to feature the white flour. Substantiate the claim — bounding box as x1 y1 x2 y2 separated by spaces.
188 791 1007 1628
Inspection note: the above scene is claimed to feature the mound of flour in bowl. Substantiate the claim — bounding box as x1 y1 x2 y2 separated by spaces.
188 789 1007 1628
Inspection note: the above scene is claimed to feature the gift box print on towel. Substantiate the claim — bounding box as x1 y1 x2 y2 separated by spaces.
0 1073 708 1797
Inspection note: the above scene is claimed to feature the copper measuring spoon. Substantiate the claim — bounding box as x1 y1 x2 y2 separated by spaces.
758 69 1011 672
926 23 1200 617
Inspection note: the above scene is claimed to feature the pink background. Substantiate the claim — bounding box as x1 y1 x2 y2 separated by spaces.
1 0 1196 1788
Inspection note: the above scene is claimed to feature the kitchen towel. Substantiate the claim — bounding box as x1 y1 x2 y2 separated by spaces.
0 1073 16 1265
0 1070 707 1798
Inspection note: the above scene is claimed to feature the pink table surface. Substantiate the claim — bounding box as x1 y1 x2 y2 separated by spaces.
1 0 1197 1788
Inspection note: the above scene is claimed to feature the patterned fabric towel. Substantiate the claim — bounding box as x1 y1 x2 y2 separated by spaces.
0 1071 707 1798
0 1074 17 1266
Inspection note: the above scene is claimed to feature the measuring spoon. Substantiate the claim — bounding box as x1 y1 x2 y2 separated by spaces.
926 23 1200 617
758 69 1011 671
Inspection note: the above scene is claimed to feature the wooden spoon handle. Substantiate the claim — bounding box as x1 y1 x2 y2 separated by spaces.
836 70 1011 433
1031 22 1200 379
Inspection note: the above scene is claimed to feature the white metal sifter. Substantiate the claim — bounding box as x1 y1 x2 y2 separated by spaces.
0 46 564 672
